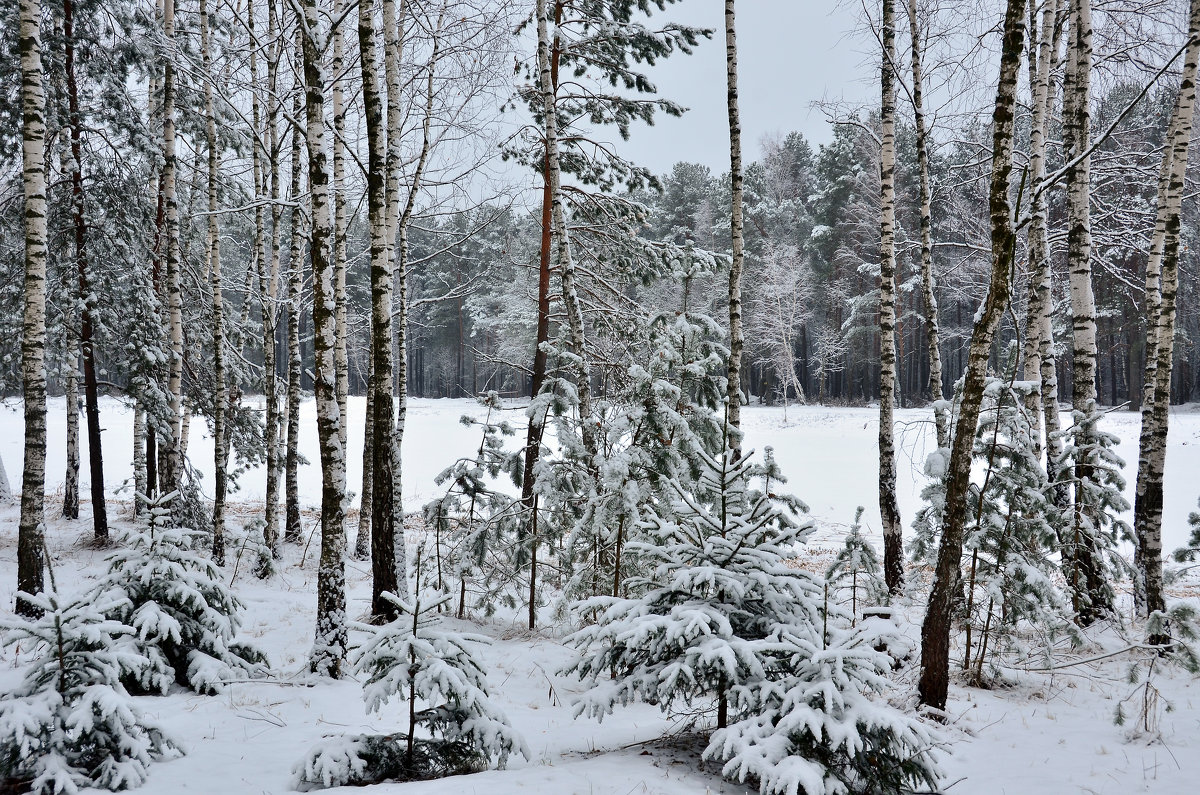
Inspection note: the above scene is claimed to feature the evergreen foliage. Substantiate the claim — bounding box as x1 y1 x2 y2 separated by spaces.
0 590 183 793
565 445 940 795
295 586 527 789
91 493 266 694
826 506 887 620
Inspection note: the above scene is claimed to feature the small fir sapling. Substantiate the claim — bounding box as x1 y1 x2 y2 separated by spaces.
564 445 940 795
421 393 525 617
1050 401 1130 622
294 572 528 789
826 506 887 621
92 492 266 694
0 590 183 794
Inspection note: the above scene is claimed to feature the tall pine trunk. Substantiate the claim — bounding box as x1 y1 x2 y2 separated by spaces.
1133 0 1200 633
919 0 1026 712
879 0 903 593
17 0 49 615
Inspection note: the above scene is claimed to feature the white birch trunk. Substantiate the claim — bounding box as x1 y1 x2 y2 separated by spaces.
162 0 185 499
18 0 49 613
879 0 903 593
1133 0 1200 631
725 0 745 442
301 0 348 677
285 33 305 545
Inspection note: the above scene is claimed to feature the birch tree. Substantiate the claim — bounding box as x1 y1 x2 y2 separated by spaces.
725 0 745 443
906 0 947 449
918 0 1026 712
201 0 228 566
1062 0 1110 625
285 48 306 545
878 0 903 593
162 0 184 499
1132 0 1200 636
300 0 348 676
17 0 49 615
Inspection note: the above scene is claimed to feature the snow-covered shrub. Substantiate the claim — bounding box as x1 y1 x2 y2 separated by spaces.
93 493 266 694
565 446 940 795
827 506 887 621
0 591 183 794
293 589 528 789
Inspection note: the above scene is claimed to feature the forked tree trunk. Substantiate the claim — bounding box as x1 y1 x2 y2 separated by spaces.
361 0 400 617
919 0 1026 713
1133 0 1200 633
202 0 228 566
17 0 49 615
725 0 745 444
1024 0 1064 468
907 0 947 449
879 0 903 594
302 0 348 677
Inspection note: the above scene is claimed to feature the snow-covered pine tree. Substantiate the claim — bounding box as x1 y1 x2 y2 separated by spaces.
422 392 525 618
92 493 266 694
565 445 940 794
0 590 183 793
827 506 887 622
960 375 1076 683
293 587 528 789
1051 402 1128 624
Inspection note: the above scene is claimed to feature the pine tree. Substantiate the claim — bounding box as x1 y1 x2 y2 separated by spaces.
827 506 887 622
91 494 266 695
0 590 183 793
294 587 528 788
565 445 940 794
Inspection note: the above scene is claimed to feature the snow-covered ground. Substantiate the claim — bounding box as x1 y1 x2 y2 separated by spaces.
1 397 1198 794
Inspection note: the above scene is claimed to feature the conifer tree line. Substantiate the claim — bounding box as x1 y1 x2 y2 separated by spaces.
3 0 1200 789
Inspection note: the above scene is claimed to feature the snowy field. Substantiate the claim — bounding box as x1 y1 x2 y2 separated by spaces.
1 397 1199 794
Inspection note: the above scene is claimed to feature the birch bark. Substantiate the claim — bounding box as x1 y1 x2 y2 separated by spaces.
301 0 348 676
1133 0 1200 631
18 0 49 614
879 0 903 593
725 0 745 443
918 0 1026 712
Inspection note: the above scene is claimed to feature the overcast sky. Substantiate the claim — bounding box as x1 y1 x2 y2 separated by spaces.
614 1 876 176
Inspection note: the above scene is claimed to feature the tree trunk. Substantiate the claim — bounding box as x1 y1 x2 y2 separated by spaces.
202 0 228 566
361 0 400 617
162 0 184 499
332 5 350 462
725 0 745 445
1024 0 1065 471
133 405 147 514
1133 0 1200 634
63 344 80 521
302 0 348 677
522 0 563 630
1062 0 1110 625
285 44 305 545
257 0 283 557
879 0 903 594
907 0 947 448
918 0 1026 712
17 0 49 615
64 0 107 538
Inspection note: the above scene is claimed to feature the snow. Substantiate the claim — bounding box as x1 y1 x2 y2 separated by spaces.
1 397 1199 793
